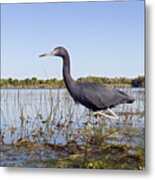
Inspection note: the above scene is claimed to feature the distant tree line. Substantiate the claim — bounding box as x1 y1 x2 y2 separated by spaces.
0 76 144 88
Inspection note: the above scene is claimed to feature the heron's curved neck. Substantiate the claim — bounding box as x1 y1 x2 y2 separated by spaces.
62 53 75 89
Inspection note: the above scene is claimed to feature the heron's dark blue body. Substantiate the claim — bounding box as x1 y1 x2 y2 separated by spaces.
39 47 135 111
71 82 134 111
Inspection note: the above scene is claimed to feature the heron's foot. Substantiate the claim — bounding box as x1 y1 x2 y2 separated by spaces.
93 108 119 120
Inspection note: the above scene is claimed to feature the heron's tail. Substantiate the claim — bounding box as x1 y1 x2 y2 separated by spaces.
118 90 135 104
125 95 135 104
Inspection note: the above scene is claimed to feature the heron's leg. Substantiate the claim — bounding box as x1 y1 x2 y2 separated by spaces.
107 108 119 120
93 109 119 120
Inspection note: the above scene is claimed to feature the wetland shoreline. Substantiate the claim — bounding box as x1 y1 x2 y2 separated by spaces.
0 138 144 169
0 88 145 169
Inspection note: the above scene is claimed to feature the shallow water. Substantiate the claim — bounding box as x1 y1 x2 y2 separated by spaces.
1 88 144 145
0 88 145 168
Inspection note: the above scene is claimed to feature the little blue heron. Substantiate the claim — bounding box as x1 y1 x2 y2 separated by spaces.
39 47 135 119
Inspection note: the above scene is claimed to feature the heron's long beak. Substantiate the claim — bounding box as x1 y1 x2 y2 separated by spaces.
39 51 53 58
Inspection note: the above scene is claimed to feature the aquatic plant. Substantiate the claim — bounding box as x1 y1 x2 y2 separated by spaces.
0 88 145 169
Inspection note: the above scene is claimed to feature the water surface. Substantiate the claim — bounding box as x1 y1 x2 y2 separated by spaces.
1 88 144 145
0 88 145 168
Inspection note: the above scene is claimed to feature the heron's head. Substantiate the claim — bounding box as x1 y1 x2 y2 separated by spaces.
39 47 68 59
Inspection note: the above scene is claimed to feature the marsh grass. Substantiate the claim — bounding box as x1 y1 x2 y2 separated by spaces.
0 88 145 169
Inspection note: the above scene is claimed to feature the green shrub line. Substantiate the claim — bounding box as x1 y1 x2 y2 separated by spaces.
0 75 144 88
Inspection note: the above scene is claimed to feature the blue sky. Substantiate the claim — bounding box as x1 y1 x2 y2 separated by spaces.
1 1 144 80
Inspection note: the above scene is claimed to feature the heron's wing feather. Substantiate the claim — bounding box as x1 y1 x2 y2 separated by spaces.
77 82 133 110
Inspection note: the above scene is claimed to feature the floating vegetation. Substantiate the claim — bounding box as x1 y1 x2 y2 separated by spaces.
0 88 145 169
